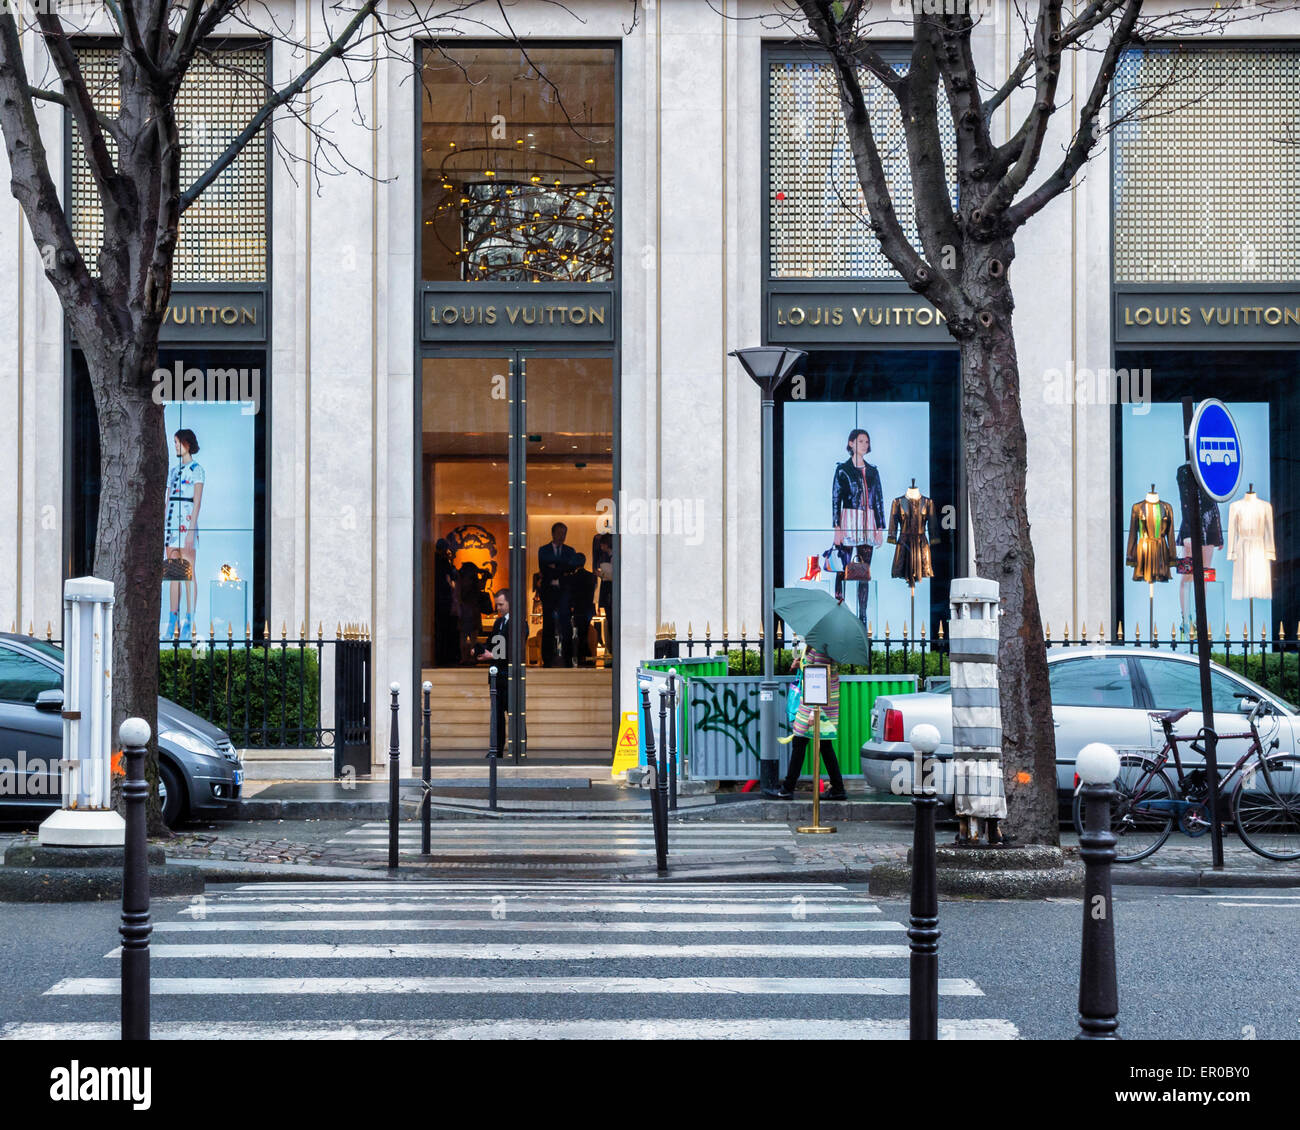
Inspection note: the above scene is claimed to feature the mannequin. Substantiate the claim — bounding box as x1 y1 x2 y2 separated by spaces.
1126 484 1175 642
888 479 936 634
1227 483 1276 638
1177 463 1223 637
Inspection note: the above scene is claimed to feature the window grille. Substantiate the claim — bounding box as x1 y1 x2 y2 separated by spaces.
69 45 268 282
768 57 956 279
1113 48 1300 284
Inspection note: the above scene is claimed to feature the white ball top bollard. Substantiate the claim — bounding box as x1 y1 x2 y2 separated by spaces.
389 681 400 695
909 723 942 755
489 667 499 677
119 718 151 749
1077 742 1120 785
422 680 432 693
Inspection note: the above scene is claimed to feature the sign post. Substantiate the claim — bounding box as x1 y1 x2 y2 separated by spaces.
1183 397 1244 871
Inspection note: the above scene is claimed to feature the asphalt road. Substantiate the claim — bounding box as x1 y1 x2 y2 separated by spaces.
0 882 1294 1040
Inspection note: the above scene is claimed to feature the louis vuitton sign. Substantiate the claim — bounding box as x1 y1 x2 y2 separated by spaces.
1114 288 1300 345
421 284 614 343
766 284 954 346
158 286 266 343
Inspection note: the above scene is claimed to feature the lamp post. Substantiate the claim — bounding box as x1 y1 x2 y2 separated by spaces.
730 346 806 796
1076 741 1121 1041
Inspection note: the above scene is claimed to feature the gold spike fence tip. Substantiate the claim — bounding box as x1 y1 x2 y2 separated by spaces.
209 622 215 638
1280 622 1286 640
318 621 324 640
885 621 891 638
938 620 944 639
46 621 53 640
264 620 270 641
227 622 234 638
1098 621 1104 641
920 620 927 639
687 621 693 639
27 621 33 636
1063 621 1070 640
280 620 287 639
336 621 342 639
300 620 306 640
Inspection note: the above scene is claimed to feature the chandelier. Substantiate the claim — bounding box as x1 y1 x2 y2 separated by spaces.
428 144 614 283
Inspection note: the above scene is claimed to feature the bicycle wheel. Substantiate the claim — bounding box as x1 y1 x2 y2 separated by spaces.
1072 755 1175 862
1233 754 1300 861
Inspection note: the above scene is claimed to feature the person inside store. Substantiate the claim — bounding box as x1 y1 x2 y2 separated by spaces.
538 522 580 666
776 642 847 801
571 552 597 665
454 560 487 665
593 531 614 660
478 588 525 755
433 537 458 666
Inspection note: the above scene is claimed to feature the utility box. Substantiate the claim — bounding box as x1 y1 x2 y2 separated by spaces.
38 576 124 846
948 578 1007 825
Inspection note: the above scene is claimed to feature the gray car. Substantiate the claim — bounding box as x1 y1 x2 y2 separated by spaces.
861 646 1299 801
0 633 242 826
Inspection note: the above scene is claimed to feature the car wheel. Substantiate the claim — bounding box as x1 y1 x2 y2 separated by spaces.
159 761 186 828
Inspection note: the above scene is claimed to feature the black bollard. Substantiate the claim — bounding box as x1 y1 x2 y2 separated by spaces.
388 683 400 870
421 681 432 855
907 726 940 1041
1077 744 1121 1040
488 666 500 812
120 718 152 1041
640 683 665 873
667 671 679 812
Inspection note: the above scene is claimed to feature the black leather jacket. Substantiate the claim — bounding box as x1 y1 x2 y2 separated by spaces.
832 458 885 533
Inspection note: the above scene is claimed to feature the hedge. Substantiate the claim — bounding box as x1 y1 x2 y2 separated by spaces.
158 646 322 748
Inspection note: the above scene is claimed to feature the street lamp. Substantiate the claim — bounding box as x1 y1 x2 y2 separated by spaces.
730 346 806 796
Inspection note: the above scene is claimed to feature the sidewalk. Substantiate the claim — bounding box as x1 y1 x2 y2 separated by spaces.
150 815 1300 887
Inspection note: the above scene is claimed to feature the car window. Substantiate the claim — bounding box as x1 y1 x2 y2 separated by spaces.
0 645 62 703
1140 657 1256 714
1048 657 1138 708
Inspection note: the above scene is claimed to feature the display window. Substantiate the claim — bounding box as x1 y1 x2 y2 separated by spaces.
1116 350 1299 641
68 348 268 639
775 350 961 639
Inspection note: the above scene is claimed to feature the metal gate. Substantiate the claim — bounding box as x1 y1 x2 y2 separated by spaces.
333 637 372 777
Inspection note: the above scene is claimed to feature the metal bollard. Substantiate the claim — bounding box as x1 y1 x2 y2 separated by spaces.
119 718 152 1041
421 681 432 855
667 670 679 811
487 666 500 811
1076 742 1121 1040
656 689 670 870
907 724 941 1041
639 682 666 874
388 683 400 870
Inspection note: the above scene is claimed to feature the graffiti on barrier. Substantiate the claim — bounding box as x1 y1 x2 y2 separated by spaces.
691 682 768 763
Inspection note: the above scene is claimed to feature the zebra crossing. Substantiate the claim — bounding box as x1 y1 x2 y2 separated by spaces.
1 879 1019 1040
327 819 799 864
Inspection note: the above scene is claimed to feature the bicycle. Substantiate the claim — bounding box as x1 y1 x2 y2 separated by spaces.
1070 693 1300 862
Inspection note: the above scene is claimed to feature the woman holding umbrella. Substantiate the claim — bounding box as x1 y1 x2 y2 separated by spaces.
777 642 846 800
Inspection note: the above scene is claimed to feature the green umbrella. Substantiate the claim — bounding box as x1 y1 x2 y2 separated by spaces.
773 587 870 667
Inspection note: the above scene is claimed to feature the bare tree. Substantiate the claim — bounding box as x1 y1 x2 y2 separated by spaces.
783 0 1278 843
0 0 632 831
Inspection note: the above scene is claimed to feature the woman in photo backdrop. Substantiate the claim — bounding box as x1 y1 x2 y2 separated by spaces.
831 428 885 626
163 428 204 641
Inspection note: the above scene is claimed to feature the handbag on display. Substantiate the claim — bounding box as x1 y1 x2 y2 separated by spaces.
820 548 845 574
162 557 193 581
844 561 871 582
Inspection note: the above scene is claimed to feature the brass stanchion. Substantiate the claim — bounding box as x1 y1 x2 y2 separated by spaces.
797 703 835 835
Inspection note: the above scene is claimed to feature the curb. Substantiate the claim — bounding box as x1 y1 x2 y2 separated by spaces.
0 865 204 903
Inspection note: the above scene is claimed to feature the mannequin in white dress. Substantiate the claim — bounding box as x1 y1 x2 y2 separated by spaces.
1227 486 1275 601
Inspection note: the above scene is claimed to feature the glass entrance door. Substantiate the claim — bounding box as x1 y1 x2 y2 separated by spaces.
421 353 614 761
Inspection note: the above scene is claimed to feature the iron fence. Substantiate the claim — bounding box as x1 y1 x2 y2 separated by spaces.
22 621 371 750
654 620 1300 702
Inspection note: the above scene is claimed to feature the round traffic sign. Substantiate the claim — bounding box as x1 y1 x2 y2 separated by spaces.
1188 399 1243 503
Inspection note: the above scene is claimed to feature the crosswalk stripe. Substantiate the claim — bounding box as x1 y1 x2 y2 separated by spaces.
1173 893 1300 900
112 942 911 960
153 918 906 934
206 890 867 903
345 823 794 833
0 1018 1019 1040
175 900 880 915
47 976 983 996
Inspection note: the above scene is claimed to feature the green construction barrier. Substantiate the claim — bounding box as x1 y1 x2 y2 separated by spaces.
641 655 729 771
833 675 918 775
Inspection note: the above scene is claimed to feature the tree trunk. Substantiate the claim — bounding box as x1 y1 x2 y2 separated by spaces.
90 342 170 835
959 285 1059 846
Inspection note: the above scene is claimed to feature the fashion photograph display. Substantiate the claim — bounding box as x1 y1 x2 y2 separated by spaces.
782 400 931 634
1121 401 1271 638
159 401 255 640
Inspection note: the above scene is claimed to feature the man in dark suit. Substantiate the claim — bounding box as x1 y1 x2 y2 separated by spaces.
537 522 579 667
478 589 525 756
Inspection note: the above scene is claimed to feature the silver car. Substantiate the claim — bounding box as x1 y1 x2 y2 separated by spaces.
861 646 1298 800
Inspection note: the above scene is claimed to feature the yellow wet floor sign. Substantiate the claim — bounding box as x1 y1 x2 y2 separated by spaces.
611 711 639 776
